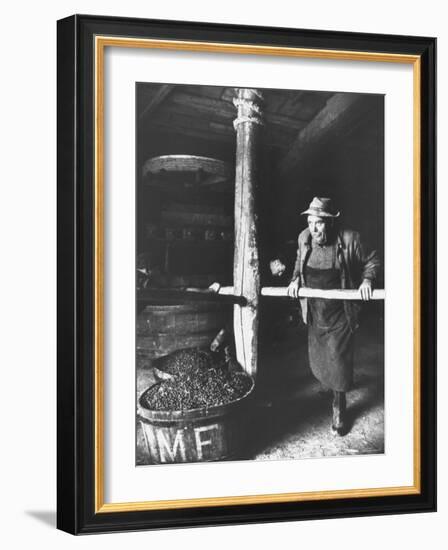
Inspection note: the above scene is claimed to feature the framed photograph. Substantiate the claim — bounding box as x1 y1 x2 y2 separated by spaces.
57 14 436 534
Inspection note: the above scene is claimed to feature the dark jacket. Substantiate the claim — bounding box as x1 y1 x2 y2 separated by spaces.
291 227 381 331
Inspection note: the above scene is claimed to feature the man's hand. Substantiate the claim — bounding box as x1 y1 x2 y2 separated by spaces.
359 279 373 301
287 278 300 299
208 282 221 293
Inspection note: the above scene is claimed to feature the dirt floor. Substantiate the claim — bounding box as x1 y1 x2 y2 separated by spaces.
136 306 384 465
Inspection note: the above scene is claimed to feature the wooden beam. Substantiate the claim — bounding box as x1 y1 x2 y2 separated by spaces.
171 92 235 119
214 285 384 300
278 93 364 176
264 112 307 130
232 88 264 378
137 288 247 305
160 102 233 123
139 286 385 303
139 84 174 119
259 287 385 300
169 92 307 130
149 121 233 143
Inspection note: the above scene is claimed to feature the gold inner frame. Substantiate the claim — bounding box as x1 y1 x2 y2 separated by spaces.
94 36 421 514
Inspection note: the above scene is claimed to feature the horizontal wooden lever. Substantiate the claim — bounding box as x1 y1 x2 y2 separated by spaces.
213 285 385 300
139 286 385 303
259 286 385 300
137 287 247 305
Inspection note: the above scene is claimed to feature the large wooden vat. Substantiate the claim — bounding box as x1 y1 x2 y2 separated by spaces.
136 301 231 359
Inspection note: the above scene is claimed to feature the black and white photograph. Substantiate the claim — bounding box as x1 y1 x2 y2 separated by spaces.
135 82 385 466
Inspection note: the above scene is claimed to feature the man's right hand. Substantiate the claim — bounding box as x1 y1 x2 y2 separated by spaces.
287 278 300 299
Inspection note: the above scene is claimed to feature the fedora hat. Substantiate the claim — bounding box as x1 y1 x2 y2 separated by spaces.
301 197 340 218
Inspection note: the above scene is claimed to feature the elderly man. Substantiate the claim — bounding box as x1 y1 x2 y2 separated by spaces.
287 197 380 435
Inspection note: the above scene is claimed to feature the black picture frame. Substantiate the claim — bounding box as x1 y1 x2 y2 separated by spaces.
57 14 436 535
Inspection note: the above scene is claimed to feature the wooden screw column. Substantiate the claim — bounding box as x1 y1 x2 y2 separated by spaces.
232 88 264 378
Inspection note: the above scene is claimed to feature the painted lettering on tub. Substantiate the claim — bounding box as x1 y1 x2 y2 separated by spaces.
156 429 187 462
140 419 227 463
194 424 219 460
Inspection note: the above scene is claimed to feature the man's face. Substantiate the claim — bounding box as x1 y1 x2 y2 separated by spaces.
307 215 330 245
270 259 286 277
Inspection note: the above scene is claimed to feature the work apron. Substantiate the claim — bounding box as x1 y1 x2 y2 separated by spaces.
304 247 354 392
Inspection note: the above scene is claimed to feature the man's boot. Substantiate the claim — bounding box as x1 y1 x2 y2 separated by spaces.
332 391 347 436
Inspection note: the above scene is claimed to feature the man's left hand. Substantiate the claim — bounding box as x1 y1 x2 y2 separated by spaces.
359 279 373 301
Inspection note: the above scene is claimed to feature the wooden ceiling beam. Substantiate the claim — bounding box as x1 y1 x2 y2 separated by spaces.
171 92 235 119
150 121 234 143
139 84 175 120
278 93 366 176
